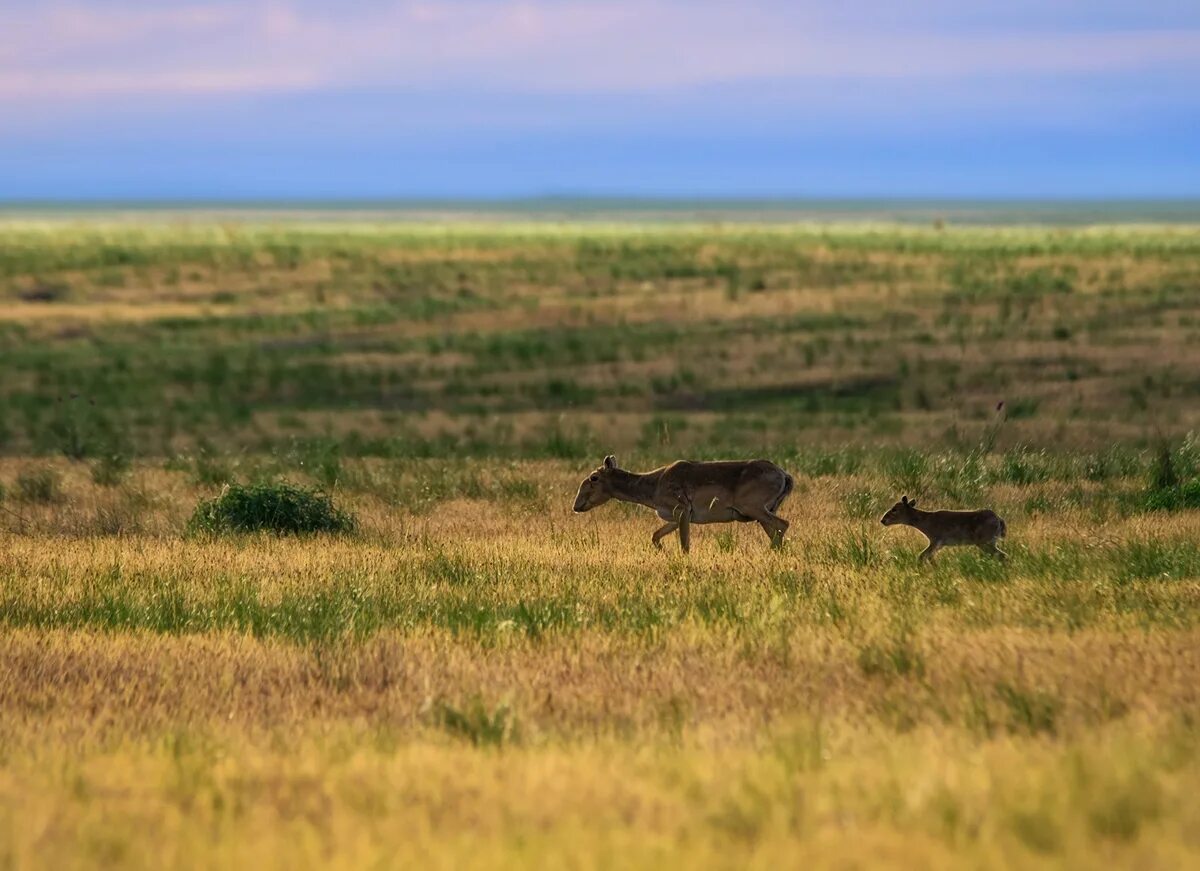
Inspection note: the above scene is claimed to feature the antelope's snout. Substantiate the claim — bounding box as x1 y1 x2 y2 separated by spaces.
573 485 595 513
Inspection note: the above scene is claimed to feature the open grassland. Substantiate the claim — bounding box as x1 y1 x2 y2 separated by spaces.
1 221 1199 868
4 221 1200 457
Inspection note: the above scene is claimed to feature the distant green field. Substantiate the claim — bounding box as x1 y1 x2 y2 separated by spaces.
2 221 1199 465
1 220 1198 869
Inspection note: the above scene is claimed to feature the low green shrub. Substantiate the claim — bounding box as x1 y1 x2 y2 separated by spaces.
1143 480 1200 512
1149 443 1180 492
188 481 355 535
1142 441 1200 511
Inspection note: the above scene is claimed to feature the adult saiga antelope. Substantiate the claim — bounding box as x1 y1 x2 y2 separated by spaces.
573 455 794 553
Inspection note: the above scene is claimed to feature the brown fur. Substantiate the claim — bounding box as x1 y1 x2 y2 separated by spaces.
880 495 1008 563
573 455 794 553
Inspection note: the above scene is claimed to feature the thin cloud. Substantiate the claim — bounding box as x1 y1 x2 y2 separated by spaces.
0 69 322 100
2 1 1198 101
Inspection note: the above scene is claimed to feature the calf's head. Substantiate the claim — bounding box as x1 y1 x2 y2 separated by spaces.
881 495 918 526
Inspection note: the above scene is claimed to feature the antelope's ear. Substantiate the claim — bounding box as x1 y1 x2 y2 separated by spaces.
604 455 617 469
908 499 917 508
901 495 909 505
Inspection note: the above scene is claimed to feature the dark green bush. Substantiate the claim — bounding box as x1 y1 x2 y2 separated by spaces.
188 481 355 535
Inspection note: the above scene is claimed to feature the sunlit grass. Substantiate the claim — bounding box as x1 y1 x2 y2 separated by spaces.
0 463 1197 866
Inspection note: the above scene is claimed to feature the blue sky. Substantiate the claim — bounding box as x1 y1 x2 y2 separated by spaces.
2 1 1199 199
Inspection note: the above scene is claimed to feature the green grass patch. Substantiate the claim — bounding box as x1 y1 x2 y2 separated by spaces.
188 482 356 536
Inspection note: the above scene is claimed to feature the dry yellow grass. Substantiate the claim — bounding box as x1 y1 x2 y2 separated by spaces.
1 715 1196 869
0 462 1197 868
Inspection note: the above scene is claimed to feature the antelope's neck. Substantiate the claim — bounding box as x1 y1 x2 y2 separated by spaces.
906 510 936 535
609 469 662 509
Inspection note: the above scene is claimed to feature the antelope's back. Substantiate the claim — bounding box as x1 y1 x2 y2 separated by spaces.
661 458 785 492
931 508 1004 540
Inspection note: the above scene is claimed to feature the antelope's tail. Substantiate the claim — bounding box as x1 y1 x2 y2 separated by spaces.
998 518 1007 538
775 471 795 510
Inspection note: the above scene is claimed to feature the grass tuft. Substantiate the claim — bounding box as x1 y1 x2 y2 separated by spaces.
15 467 61 503
431 696 517 747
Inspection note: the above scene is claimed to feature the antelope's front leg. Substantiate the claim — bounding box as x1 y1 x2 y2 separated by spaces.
673 502 692 553
651 521 679 549
980 541 1008 561
918 542 941 564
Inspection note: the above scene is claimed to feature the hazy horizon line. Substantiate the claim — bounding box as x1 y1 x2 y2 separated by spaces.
5 195 1200 206
5 197 1199 226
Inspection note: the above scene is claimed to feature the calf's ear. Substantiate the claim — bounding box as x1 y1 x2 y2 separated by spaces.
604 455 617 469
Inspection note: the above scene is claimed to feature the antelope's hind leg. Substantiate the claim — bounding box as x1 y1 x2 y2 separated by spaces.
741 502 789 548
651 521 679 550
757 519 787 548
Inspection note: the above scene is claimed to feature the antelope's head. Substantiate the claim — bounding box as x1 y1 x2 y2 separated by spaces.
573 455 619 513
881 495 918 526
